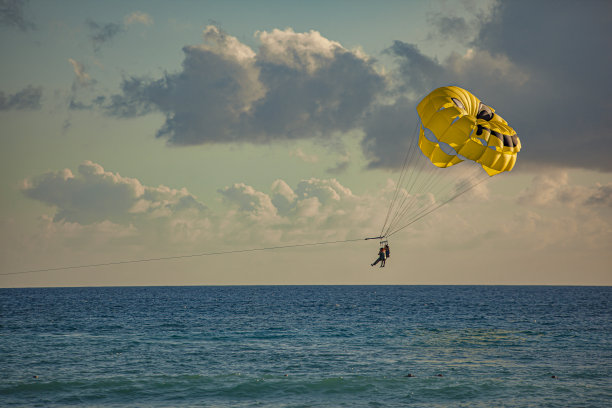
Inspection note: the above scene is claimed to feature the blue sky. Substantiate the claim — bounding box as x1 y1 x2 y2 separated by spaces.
1 0 611 287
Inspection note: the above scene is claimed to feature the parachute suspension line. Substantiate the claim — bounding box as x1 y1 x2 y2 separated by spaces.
384 145 442 233
386 173 491 238
386 161 490 238
386 174 478 237
392 159 482 231
382 125 450 238
382 159 427 237
380 115 495 238
381 119 433 238
379 119 421 237
378 119 421 238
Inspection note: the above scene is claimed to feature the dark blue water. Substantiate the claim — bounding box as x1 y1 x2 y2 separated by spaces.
1 286 610 407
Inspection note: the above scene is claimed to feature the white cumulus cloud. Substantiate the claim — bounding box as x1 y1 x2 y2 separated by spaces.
518 171 612 208
290 148 319 163
102 25 385 146
124 11 153 26
22 161 207 225
257 28 343 73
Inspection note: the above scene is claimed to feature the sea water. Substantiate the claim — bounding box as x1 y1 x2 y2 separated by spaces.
1 286 610 407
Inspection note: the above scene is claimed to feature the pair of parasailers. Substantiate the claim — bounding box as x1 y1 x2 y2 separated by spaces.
371 244 390 267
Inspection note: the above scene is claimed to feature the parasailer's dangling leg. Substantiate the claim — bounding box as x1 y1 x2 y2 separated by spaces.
371 248 385 267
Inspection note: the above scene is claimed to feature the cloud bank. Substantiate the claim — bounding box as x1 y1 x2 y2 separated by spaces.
518 171 612 208
18 162 611 277
103 26 386 146
21 161 387 249
22 161 207 225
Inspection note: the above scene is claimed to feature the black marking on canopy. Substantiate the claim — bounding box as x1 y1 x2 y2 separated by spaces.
477 125 517 147
477 103 494 121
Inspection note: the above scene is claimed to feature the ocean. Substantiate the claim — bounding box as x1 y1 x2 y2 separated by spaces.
1 286 610 407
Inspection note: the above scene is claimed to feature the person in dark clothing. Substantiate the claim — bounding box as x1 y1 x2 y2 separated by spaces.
371 247 386 267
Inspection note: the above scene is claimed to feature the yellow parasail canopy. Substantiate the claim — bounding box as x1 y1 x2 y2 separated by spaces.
417 86 520 176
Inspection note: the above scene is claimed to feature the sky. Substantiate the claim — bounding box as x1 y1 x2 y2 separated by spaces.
1 0 611 287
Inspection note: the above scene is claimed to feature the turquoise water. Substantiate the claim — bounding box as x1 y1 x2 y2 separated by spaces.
1 286 610 407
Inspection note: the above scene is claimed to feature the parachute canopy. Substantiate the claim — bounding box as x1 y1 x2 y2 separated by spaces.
378 85 520 239
417 86 520 176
